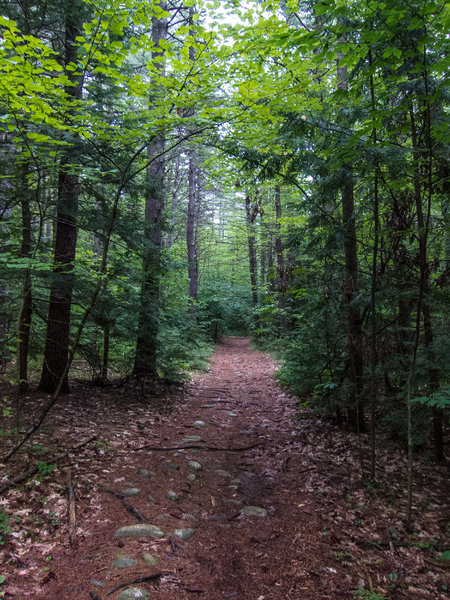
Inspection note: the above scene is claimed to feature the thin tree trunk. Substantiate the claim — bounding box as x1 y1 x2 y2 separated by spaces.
423 69 444 464
93 220 110 384
187 150 199 311
341 175 365 432
17 160 33 394
410 104 443 463
245 195 259 330
133 10 168 378
186 5 199 314
369 51 379 479
39 2 82 393
101 321 110 382
165 152 181 248
390 191 415 389
267 235 275 293
274 185 287 331
337 49 365 433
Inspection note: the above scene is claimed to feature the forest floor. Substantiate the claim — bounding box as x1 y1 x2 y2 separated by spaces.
0 337 449 600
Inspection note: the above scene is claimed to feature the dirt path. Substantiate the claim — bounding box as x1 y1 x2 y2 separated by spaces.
3 338 448 599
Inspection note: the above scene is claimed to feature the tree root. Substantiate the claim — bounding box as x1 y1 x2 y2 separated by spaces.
105 573 164 596
135 443 262 452
105 489 149 523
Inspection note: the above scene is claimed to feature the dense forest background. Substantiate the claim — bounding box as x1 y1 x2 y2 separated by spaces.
0 0 448 487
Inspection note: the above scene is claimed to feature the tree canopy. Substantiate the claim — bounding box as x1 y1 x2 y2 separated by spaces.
0 0 448 506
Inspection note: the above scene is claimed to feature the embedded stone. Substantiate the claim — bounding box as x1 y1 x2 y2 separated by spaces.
137 469 150 479
113 524 165 539
179 436 202 444
193 420 206 428
187 473 198 482
240 506 267 517
121 488 141 497
117 588 150 600
142 553 159 565
165 490 180 501
112 557 137 568
187 461 202 471
90 580 105 588
215 470 232 478
174 528 196 541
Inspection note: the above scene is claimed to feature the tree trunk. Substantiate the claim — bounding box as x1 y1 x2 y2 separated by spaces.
341 175 365 432
274 185 287 331
369 51 379 479
245 195 259 330
187 150 199 311
17 160 33 393
165 152 181 249
337 50 365 432
101 321 110 382
39 3 82 393
410 105 443 463
267 235 275 293
133 11 168 378
186 5 198 314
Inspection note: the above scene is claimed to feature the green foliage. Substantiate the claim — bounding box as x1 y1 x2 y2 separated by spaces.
2 397 11 418
36 461 57 478
156 317 213 380
412 387 450 410
0 0 447 469
381 403 431 448
0 508 11 546
352 589 387 600
197 280 252 341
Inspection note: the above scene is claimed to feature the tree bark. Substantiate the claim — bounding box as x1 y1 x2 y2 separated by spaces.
133 10 168 378
341 175 365 432
17 160 33 393
245 195 259 330
337 49 365 432
39 2 82 393
187 150 199 311
274 185 287 331
186 5 199 314
410 104 443 462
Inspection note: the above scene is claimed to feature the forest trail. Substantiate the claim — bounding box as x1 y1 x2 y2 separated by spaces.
3 338 447 599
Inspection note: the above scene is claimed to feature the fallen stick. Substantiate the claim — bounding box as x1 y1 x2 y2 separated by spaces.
73 434 97 450
105 489 149 523
0 464 41 495
105 573 164 596
424 558 450 570
136 443 262 452
66 469 76 547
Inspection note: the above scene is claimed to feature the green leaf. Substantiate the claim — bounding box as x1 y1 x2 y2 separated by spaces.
315 1 334 17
